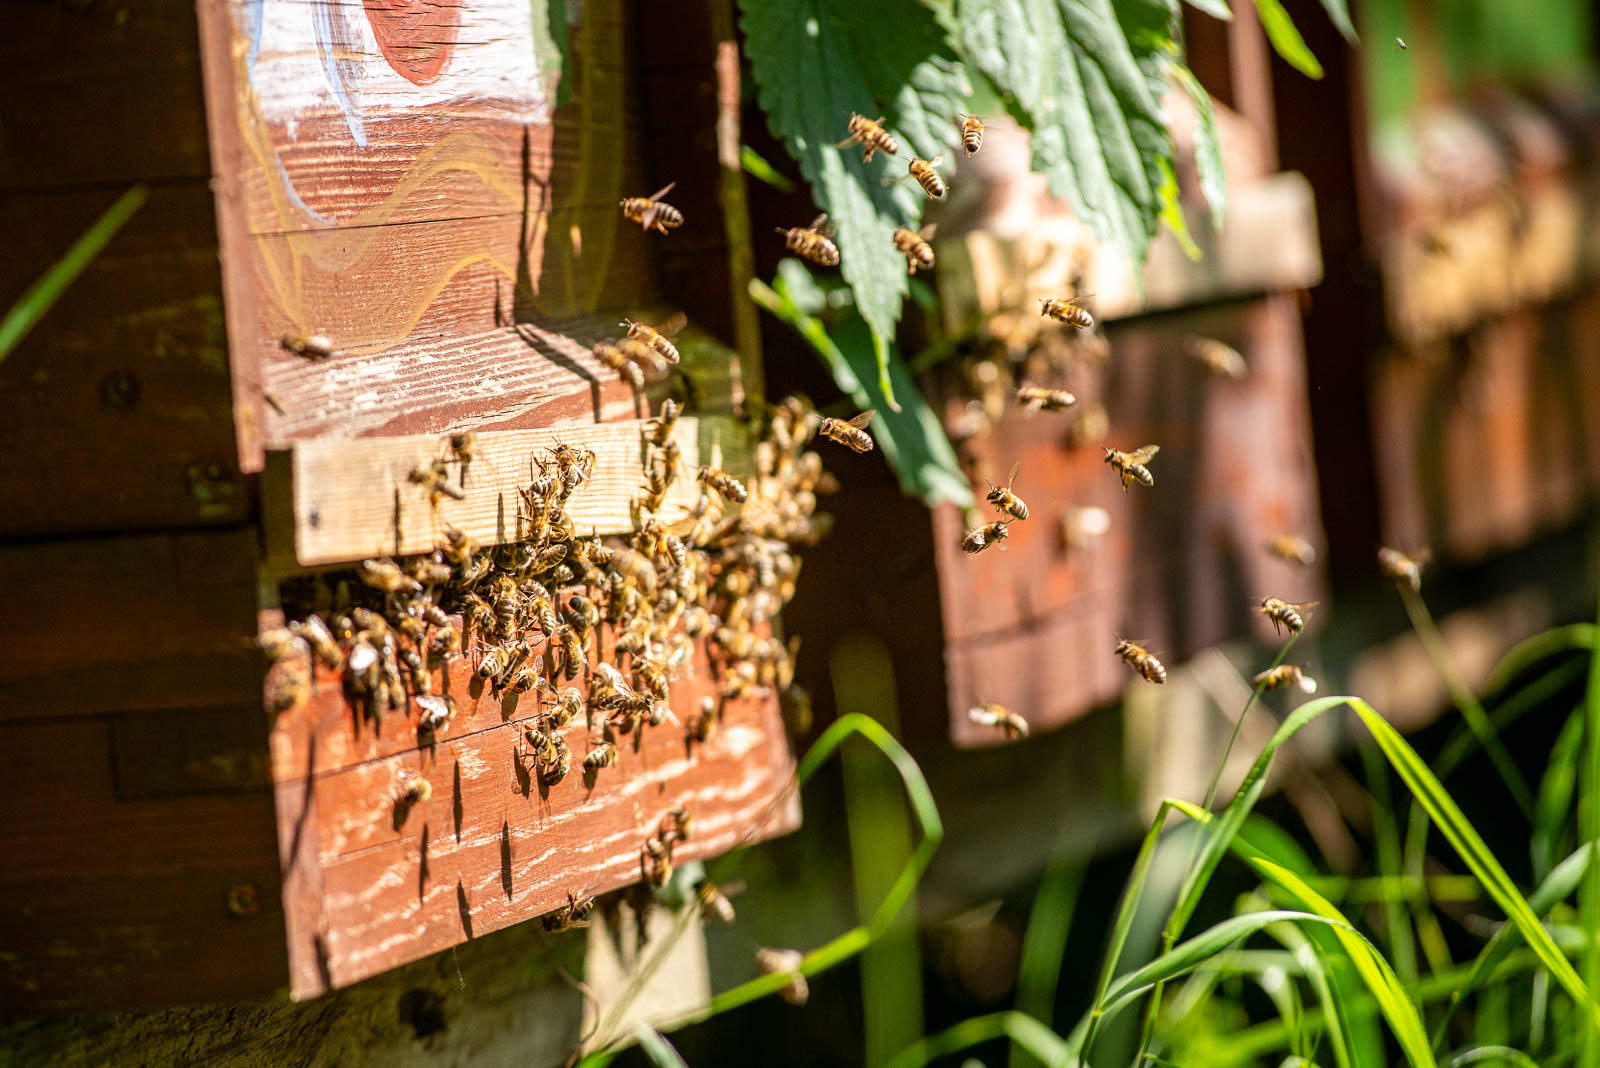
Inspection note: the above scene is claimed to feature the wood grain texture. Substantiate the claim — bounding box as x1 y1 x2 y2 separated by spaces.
265 414 748 569
0 530 261 719
936 295 1327 746
271 630 798 996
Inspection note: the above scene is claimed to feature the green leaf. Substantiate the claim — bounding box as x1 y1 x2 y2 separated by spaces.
751 264 974 508
884 1011 1071 1068
1254 0 1324 78
1353 702 1600 1027
1183 0 1232 18
740 0 969 370
958 0 1175 269
0 184 148 363
740 145 796 193
1172 63 1227 227
1316 0 1357 43
632 1025 689 1068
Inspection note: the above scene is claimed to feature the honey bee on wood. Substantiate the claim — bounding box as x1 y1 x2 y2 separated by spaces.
398 772 432 805
984 462 1028 521
259 627 306 664
541 681 584 727
648 398 681 447
609 547 660 593
409 459 467 505
1378 546 1430 592
542 890 597 932
958 113 985 155
1015 382 1077 412
291 615 343 670
281 331 336 360
1114 638 1167 684
967 702 1028 740
698 466 748 503
1059 505 1111 552
1102 444 1159 490
428 626 462 659
593 341 646 390
584 739 618 772
622 314 684 365
1040 296 1094 329
836 112 899 162
416 694 456 733
697 880 737 925
756 947 810 1005
1185 336 1248 379
961 519 1012 554
1257 597 1316 636
818 411 875 454
1267 534 1318 568
892 224 936 274
399 648 431 694
883 155 946 199
776 214 841 267
360 558 422 595
668 805 694 842
642 836 674 888
620 182 683 234
1254 664 1318 693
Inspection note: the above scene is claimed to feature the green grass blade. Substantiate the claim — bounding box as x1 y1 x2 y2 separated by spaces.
1444 1047 1541 1068
1534 705 1585 878
883 1011 1070 1068
1354 702 1600 1026
1010 835 1085 1068
633 1025 690 1068
1360 740 1418 981
1580 582 1600 1064
0 184 148 362
1481 624 1595 699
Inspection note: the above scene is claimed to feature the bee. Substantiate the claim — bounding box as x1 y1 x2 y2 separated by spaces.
618 335 669 376
1394 36 1408 50
818 411 875 454
291 615 343 670
836 112 898 162
416 693 456 733
698 466 748 504
776 214 841 267
530 543 570 575
958 113 985 155
984 461 1028 521
584 739 619 771
1185 336 1248 379
427 626 462 659
360 558 421 595
1114 638 1167 684
648 398 681 448
622 315 683 365
281 331 336 360
961 520 1011 554
399 648 432 694
542 733 573 783
755 947 809 1006
1102 444 1159 490
642 836 674 887
544 684 584 727
697 880 736 925
1378 546 1430 592
967 702 1028 740
593 341 645 389
1059 505 1111 551
542 890 597 932
620 182 683 234
1257 597 1317 636
557 624 586 680
692 694 721 743
398 772 432 805
259 627 306 664
609 547 659 593
1254 664 1318 694
409 556 453 587
883 155 946 199
409 459 467 504
669 805 694 842
892 224 936 275
1039 297 1094 329
1015 382 1077 412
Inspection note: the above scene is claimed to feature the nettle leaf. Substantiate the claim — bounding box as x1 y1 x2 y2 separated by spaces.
740 0 969 408
1172 63 1227 227
959 0 1177 270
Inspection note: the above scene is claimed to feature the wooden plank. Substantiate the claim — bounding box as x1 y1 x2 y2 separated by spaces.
0 530 260 719
266 415 749 569
0 719 286 1014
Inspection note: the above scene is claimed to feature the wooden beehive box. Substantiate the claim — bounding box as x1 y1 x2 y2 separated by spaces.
0 0 799 1013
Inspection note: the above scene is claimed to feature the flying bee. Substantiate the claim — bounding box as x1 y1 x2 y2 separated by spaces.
1102 444 1159 490
360 558 421 595
892 224 936 274
648 398 681 447
818 411 875 454
1378 546 1430 592
958 112 985 155
416 693 456 733
1267 534 1318 568
584 740 618 771
1257 596 1317 636
698 466 748 503
836 112 898 162
1040 296 1094 329
961 519 1012 554
669 806 694 842
883 155 946 199
776 214 841 267
1254 664 1318 694
618 335 669 376
967 702 1028 740
542 889 597 932
1015 382 1077 412
697 880 736 924
621 314 684 365
620 182 683 234
281 331 336 360
409 459 466 504
984 461 1028 521
291 615 344 670
755 947 809 1006
1059 505 1111 551
1185 336 1248 379
1114 638 1167 684
642 836 674 887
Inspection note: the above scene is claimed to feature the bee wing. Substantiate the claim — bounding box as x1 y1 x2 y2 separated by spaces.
927 155 944 168
648 182 677 202
918 223 938 240
834 132 862 148
1005 461 1020 487
659 310 688 338
847 410 876 429
809 213 835 236
880 173 917 187
1289 600 1320 611
1125 445 1160 464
